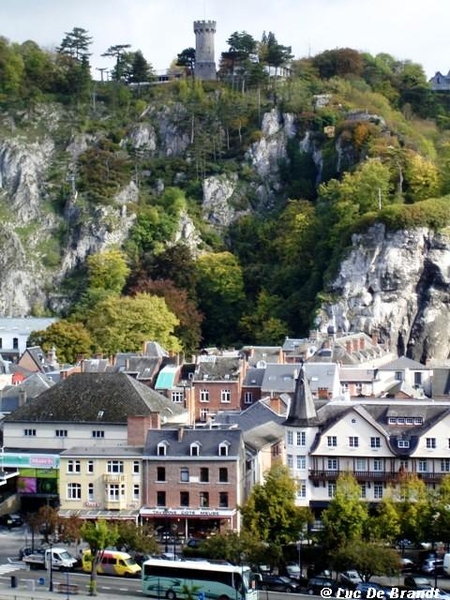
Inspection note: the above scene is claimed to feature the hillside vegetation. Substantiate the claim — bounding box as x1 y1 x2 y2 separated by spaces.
2 32 450 358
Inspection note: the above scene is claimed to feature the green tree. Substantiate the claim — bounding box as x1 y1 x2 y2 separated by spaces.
58 27 92 62
259 32 293 79
320 473 369 551
115 521 159 555
177 48 196 78
27 320 94 364
195 251 245 346
240 464 307 546
87 249 130 294
390 473 429 543
81 519 118 596
84 292 181 355
332 541 400 582
102 44 132 81
370 494 401 544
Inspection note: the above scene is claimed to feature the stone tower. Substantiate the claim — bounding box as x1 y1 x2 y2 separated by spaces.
193 20 217 81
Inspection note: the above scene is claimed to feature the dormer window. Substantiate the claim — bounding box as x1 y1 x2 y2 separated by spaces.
157 441 169 456
190 442 201 456
219 441 230 456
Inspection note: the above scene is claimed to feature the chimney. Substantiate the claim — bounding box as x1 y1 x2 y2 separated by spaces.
352 339 359 352
359 337 365 350
127 413 160 446
18 389 27 407
178 427 184 442
345 341 352 353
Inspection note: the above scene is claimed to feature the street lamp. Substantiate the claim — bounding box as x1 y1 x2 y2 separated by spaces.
297 532 304 580
48 539 53 592
164 508 169 553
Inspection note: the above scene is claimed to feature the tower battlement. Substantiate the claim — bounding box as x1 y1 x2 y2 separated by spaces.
193 19 217 81
193 20 217 33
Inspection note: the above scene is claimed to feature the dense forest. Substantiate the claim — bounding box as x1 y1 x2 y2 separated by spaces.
2 27 450 361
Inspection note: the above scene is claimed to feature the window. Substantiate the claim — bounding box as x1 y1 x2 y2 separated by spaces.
157 467 166 482
374 483 383 499
219 468 228 483
107 484 120 501
92 430 105 438
133 484 140 501
219 492 228 508
200 389 210 403
395 371 403 381
287 431 294 445
87 460 94 474
406 418 414 425
180 491 189 507
67 460 81 473
414 372 422 386
56 429 68 438
200 468 209 482
180 467 189 482
107 460 124 473
373 459 383 472
171 391 184 403
327 458 338 470
370 437 381 448
87 483 94 501
414 417 423 425
200 408 209 422
327 436 337 447
298 480 306 498
442 460 450 472
349 436 359 448
199 492 209 507
328 482 336 498
67 483 81 500
360 484 366 499
24 429 36 437
244 392 253 405
156 491 166 507
219 442 229 457
296 431 306 446
13 337 18 349
388 417 396 425
297 455 306 470
398 440 410 448
418 460 428 473
355 459 367 471
426 438 436 449
0 338 2 349
400 460 409 470
287 454 293 468
133 461 140 474
157 443 167 456
190 443 200 457
221 389 231 403
397 417 405 424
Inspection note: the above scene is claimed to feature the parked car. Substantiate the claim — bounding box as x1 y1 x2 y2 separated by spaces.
284 562 302 580
400 557 415 572
356 582 394 599
421 558 444 575
0 514 23 528
306 576 337 596
404 575 433 590
340 570 362 589
259 575 300 593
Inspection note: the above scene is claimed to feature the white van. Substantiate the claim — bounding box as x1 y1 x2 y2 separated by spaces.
443 554 450 576
44 548 78 571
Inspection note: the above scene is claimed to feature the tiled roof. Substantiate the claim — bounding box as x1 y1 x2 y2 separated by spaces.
3 372 183 423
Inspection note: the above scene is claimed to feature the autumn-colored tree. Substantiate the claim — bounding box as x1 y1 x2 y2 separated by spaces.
128 279 203 356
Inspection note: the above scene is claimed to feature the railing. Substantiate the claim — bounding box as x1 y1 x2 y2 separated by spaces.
309 469 446 483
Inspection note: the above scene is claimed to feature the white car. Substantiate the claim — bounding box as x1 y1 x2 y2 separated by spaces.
340 570 363 587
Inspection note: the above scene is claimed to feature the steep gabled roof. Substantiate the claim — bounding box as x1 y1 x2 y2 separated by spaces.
144 427 243 457
378 356 429 371
3 372 183 424
283 366 319 427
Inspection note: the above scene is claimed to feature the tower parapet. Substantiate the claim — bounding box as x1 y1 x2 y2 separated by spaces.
193 20 217 81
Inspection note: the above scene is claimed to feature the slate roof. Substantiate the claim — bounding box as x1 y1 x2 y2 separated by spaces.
242 367 265 387
243 421 285 451
284 367 319 427
193 356 241 381
241 346 283 366
0 372 55 413
214 400 285 431
378 356 429 371
261 364 298 393
3 372 184 424
144 427 243 457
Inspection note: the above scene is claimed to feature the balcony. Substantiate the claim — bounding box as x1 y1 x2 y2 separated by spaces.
103 474 125 484
309 470 397 482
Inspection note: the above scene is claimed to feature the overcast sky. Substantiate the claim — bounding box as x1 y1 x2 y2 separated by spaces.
0 0 446 79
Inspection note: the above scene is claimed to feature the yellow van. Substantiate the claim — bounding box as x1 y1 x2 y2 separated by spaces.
82 549 141 577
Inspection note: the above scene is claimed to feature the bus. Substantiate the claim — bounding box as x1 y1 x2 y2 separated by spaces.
142 558 259 600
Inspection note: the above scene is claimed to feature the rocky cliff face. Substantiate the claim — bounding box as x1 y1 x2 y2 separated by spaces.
315 223 450 363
